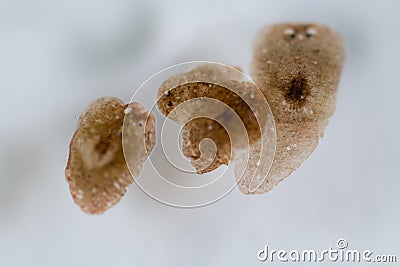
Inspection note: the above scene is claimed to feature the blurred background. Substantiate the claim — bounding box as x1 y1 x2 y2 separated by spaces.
1 0 399 266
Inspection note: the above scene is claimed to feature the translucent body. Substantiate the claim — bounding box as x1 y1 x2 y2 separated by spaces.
65 97 155 214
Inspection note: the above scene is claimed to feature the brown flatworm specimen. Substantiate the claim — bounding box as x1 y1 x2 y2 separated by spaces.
65 97 155 214
157 65 267 174
238 23 345 194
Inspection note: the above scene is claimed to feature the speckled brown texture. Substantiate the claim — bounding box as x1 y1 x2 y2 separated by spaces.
158 64 244 99
239 23 345 194
157 65 267 173
251 23 345 124
65 97 155 214
180 118 231 174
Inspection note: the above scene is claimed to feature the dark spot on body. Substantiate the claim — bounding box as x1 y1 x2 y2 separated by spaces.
283 74 310 106
95 138 111 156
167 101 173 106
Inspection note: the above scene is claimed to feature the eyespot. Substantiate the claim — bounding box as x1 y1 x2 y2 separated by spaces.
283 28 296 39
306 27 317 38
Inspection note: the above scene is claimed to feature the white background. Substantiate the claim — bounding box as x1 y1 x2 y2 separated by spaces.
0 0 399 266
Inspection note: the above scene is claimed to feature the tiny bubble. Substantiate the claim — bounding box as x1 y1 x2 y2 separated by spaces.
113 182 120 189
124 107 132 114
